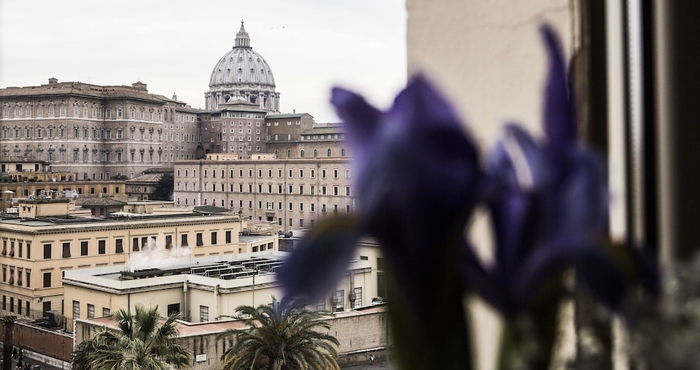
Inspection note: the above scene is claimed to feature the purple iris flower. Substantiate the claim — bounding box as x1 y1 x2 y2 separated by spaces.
276 74 483 369
463 24 658 316
277 75 483 334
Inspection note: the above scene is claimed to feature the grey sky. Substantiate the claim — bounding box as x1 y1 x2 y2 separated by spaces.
0 0 406 123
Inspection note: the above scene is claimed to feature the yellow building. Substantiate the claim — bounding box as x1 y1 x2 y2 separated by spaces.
0 198 276 328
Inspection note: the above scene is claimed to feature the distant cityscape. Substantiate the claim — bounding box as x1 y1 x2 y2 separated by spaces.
0 22 385 370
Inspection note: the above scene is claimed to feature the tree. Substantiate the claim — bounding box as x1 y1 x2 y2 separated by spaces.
218 298 340 370
72 305 191 370
150 173 174 201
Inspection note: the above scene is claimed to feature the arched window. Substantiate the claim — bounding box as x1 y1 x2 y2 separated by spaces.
287 150 291 158
300 150 305 158
341 148 346 157
327 149 332 157
313 149 318 157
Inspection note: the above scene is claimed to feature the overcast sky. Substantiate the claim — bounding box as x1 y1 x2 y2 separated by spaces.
0 0 406 123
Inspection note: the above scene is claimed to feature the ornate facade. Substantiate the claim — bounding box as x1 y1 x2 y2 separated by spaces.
0 79 200 180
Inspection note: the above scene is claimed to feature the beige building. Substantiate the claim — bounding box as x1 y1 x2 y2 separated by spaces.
173 156 353 231
64 239 381 330
74 304 389 370
0 198 276 328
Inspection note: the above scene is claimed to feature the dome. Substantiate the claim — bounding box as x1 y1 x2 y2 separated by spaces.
209 22 276 88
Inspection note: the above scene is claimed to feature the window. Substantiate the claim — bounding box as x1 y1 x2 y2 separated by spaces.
334 290 344 312
211 232 218 245
346 186 351 196
165 235 173 249
80 241 88 256
200 305 209 322
26 271 30 287
167 303 180 317
87 304 95 319
98 240 106 255
132 237 139 252
73 301 80 319
115 239 124 253
353 287 363 309
225 231 232 244
181 234 189 247
103 307 111 317
44 243 52 259
43 272 51 288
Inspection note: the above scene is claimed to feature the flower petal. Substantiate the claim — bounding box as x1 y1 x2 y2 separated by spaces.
276 216 362 306
459 239 517 315
548 149 608 242
489 124 546 191
330 87 382 165
541 24 576 149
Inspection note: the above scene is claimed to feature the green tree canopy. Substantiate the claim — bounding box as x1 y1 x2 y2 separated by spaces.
218 298 340 370
150 173 174 201
72 305 191 370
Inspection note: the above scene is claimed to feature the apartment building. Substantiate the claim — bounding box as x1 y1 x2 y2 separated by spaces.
0 198 275 326
173 156 353 231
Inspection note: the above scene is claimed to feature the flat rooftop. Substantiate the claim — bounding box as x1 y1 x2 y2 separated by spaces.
0 211 241 230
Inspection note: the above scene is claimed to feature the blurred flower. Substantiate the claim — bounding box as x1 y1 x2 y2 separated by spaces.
463 24 658 317
277 74 483 369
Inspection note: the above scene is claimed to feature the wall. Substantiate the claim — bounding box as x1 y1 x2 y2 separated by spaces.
0 320 72 363
405 1 575 370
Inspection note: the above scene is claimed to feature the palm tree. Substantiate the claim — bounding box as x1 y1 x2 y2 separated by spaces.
72 304 192 370
218 298 340 370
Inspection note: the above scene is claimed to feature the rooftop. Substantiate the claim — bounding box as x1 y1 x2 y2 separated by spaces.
0 211 240 232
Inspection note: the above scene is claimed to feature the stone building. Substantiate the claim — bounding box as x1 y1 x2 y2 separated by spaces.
205 21 280 113
173 156 353 231
0 79 200 180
